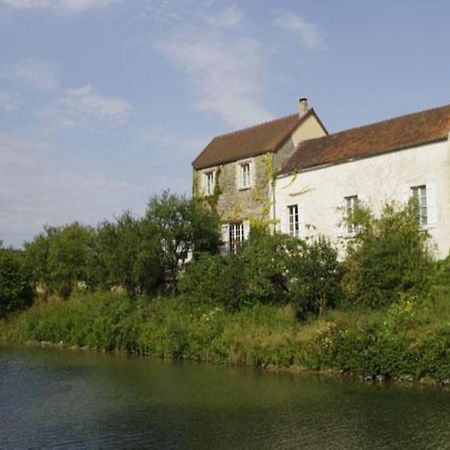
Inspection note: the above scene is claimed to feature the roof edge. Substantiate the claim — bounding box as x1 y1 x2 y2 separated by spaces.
279 135 449 176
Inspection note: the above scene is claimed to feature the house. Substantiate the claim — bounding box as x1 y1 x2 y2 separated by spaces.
275 103 450 258
192 98 327 252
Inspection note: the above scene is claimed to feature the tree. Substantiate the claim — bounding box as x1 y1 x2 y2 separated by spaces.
145 191 220 294
96 212 164 297
25 223 96 298
0 247 33 316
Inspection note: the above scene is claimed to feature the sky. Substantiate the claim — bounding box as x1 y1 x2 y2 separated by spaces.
0 0 449 247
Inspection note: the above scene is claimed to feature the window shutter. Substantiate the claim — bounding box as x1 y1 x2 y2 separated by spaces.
427 183 437 226
243 220 250 240
298 206 305 238
336 198 346 237
400 186 411 205
280 208 288 234
221 224 230 253
358 192 368 208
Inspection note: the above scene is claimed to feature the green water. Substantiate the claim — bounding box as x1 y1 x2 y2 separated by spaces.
1 346 450 449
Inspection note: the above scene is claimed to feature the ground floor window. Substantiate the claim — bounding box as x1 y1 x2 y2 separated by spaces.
229 222 245 253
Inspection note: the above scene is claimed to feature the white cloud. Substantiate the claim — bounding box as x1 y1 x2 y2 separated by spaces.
0 0 119 14
274 11 325 51
158 29 273 128
0 91 20 111
7 58 59 91
39 84 132 128
205 5 242 28
0 131 147 247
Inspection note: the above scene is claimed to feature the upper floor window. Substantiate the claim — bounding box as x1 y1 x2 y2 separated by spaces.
345 195 359 234
288 204 300 238
239 162 251 189
411 185 427 226
203 170 215 196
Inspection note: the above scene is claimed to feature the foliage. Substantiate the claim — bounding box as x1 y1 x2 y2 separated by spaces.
181 232 341 318
145 191 220 294
4 290 450 382
342 201 434 309
289 237 342 320
179 253 247 310
25 223 96 299
0 247 33 316
96 212 164 298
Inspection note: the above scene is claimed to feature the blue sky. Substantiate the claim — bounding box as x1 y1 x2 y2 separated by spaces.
0 0 449 247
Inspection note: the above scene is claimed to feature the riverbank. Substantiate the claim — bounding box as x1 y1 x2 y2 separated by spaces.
2 290 450 385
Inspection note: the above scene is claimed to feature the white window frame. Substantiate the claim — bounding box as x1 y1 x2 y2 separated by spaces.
288 204 300 238
229 222 245 254
203 170 215 196
344 195 359 235
238 160 252 190
411 185 428 227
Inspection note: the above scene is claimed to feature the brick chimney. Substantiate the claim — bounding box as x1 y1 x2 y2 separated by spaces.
298 97 308 117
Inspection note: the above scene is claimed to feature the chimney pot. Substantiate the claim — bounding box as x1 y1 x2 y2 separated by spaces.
298 97 308 116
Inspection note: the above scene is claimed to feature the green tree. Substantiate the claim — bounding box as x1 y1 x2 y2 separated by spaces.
0 247 33 316
96 212 164 297
145 191 220 294
25 223 96 298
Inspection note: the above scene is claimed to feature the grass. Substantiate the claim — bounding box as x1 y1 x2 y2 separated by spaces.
2 289 450 383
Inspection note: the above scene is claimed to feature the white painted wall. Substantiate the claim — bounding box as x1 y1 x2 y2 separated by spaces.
274 138 450 258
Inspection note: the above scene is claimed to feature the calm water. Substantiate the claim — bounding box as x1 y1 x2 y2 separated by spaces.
1 347 450 449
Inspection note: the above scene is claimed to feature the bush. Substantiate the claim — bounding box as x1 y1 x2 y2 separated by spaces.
179 253 247 310
289 237 342 320
342 201 434 309
181 233 341 319
0 247 33 316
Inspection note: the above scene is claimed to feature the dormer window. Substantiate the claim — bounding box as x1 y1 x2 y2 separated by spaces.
203 170 215 196
239 162 251 189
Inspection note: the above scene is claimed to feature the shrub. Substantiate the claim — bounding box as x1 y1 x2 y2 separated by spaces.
342 201 434 309
179 253 247 310
289 237 342 320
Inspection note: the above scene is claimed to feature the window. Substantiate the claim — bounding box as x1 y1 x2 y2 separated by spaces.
203 171 215 196
411 185 427 226
288 204 300 238
345 195 359 234
229 222 244 253
239 162 251 189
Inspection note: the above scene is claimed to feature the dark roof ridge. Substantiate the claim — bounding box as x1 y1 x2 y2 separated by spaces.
304 103 450 146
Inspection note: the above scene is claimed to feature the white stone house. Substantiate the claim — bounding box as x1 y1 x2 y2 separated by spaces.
274 104 450 258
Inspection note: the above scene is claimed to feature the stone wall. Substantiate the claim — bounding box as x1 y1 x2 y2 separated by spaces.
195 153 271 223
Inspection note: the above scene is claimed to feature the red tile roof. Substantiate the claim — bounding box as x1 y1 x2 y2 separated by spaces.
192 109 326 170
281 104 450 174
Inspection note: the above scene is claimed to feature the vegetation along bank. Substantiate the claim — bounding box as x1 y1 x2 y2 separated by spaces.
1 192 450 384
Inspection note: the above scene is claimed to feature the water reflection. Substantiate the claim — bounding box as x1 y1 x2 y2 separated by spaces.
1 347 449 449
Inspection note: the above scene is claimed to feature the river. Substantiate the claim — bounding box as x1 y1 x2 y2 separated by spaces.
1 346 450 449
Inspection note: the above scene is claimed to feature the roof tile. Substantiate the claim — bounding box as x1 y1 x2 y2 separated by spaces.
281 104 450 174
192 109 321 169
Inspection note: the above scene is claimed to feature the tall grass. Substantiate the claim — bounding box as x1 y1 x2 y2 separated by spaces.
2 291 450 382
